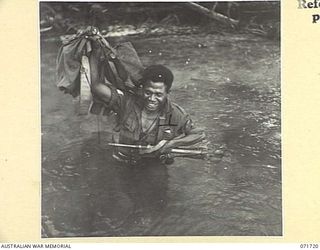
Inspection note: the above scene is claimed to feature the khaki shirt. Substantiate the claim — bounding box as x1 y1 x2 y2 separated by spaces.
104 87 193 159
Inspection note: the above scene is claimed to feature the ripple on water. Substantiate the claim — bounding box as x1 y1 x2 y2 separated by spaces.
42 32 281 237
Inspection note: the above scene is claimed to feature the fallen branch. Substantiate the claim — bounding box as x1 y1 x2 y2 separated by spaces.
40 26 53 33
184 2 239 27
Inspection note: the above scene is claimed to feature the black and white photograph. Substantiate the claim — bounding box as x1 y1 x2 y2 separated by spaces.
40 1 281 237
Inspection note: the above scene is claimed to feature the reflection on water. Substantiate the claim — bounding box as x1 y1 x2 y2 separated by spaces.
42 136 169 237
41 33 281 236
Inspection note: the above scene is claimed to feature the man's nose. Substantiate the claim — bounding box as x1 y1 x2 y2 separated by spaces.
149 94 156 101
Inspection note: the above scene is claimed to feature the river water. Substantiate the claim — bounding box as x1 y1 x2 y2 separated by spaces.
41 32 281 237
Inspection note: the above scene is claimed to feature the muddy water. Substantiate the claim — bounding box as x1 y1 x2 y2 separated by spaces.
41 33 281 237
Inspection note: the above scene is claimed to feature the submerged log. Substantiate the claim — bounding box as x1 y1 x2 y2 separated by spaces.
184 2 239 27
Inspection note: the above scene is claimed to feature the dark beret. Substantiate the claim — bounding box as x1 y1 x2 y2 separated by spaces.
140 65 174 91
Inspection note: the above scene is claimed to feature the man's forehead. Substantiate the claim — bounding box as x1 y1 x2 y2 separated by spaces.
144 81 166 90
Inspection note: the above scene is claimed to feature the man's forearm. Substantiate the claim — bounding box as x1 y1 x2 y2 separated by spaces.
166 132 205 149
89 50 112 103
91 83 112 104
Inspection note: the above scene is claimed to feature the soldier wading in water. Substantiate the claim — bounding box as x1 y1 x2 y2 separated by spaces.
90 51 205 165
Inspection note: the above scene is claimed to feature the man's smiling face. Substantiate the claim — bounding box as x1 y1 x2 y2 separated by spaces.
142 81 168 112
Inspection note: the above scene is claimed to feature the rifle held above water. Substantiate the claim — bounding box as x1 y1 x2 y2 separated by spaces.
108 142 207 159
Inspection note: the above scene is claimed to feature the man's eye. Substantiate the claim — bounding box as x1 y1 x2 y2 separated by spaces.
145 91 151 95
156 93 163 97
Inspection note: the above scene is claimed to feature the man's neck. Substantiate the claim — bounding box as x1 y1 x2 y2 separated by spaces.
142 108 159 117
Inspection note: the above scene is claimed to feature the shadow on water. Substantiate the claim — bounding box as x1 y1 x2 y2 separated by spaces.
42 133 169 237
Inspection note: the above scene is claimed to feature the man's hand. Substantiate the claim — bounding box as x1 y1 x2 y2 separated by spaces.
158 140 174 154
138 131 206 156
139 140 168 155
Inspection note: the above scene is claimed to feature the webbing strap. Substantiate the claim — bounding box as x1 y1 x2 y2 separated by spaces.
108 60 119 82
79 55 92 115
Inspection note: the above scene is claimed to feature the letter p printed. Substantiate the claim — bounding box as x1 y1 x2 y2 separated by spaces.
312 14 320 23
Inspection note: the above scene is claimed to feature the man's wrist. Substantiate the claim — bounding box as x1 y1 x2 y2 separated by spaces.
159 140 173 153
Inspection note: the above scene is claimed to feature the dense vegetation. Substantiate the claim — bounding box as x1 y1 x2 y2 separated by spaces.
40 2 280 39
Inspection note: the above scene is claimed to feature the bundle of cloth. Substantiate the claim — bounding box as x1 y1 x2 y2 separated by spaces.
56 26 144 115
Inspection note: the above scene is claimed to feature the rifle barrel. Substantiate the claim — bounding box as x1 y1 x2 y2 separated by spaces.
171 148 204 154
108 143 150 149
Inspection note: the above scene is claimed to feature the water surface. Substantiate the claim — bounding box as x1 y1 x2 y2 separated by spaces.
41 33 281 236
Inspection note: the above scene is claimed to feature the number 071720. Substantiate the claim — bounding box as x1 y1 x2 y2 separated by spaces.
300 244 319 248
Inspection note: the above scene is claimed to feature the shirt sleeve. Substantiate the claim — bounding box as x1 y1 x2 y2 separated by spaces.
181 117 194 135
92 84 126 115
170 102 194 136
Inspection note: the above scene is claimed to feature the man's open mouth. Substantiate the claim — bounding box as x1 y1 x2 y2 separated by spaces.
146 102 158 109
